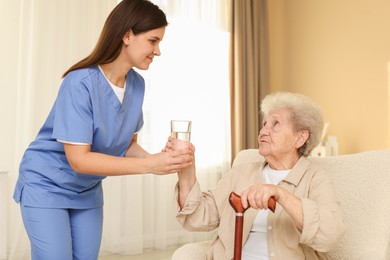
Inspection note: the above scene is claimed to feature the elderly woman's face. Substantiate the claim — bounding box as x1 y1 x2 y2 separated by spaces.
258 108 301 159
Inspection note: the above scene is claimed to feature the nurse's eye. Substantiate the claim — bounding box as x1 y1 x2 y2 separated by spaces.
149 39 158 45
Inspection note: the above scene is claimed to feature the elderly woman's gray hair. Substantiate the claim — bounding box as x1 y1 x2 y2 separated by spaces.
260 92 324 157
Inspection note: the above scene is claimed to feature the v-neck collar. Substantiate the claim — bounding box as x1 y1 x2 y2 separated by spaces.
98 66 134 113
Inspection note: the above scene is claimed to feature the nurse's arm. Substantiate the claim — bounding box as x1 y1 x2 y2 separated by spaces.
124 134 149 158
64 143 192 176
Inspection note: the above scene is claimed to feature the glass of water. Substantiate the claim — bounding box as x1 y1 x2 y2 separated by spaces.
171 120 192 150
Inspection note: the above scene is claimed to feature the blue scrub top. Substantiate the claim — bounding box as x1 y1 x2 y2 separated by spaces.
13 66 145 209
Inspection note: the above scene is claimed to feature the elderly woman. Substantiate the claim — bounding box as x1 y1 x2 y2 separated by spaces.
174 92 346 260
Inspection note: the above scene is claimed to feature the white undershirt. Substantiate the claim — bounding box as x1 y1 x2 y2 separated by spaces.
98 65 126 103
57 66 126 145
242 165 290 260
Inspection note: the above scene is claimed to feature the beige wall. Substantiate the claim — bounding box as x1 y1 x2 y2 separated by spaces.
268 0 390 154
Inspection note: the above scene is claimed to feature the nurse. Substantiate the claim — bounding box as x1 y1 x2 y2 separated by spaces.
13 1 192 259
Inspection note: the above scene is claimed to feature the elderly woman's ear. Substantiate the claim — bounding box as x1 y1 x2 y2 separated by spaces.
295 130 309 149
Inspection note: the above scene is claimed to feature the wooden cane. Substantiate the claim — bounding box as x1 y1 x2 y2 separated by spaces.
229 192 276 260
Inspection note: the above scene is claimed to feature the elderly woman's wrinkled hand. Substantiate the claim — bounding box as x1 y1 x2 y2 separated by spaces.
162 136 195 154
240 184 282 210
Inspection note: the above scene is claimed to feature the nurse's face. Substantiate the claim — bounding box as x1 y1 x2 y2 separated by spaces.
123 27 165 70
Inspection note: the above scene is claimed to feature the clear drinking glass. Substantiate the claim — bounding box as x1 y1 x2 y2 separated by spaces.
171 120 192 150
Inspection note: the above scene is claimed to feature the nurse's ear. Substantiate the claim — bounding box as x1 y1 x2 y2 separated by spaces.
123 30 134 46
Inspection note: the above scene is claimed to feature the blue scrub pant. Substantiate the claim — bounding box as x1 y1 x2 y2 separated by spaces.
21 205 103 260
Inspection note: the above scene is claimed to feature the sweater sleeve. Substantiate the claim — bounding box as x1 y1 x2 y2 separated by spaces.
175 181 221 232
174 164 248 232
299 169 346 252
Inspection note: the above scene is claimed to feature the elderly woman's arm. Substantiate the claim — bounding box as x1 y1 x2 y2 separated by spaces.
241 168 346 251
177 164 197 209
175 164 241 232
175 172 222 232
298 171 346 251
273 187 304 230
241 184 304 230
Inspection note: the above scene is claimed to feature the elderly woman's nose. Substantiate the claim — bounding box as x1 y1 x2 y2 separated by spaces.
259 126 269 135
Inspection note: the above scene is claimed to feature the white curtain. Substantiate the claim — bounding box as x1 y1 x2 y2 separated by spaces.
1 0 231 258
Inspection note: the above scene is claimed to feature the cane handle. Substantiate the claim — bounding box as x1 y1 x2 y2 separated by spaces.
229 192 276 213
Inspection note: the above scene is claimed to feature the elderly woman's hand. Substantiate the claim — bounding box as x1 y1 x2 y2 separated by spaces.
241 183 304 230
240 184 283 210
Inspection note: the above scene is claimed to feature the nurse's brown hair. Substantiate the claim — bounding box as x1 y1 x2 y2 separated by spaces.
62 0 168 78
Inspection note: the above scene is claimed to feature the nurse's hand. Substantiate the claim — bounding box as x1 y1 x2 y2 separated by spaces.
147 149 193 175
